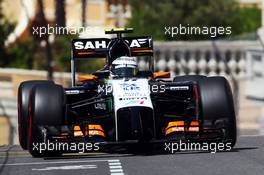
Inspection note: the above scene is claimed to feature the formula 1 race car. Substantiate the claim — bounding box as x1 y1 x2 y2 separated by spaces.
18 28 237 157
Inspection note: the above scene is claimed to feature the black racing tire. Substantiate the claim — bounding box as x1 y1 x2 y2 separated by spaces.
27 83 65 157
18 80 53 150
173 75 237 147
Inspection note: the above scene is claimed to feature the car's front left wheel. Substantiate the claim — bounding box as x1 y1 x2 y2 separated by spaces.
18 80 54 150
27 83 65 157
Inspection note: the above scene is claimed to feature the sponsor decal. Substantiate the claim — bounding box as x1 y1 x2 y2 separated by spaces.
94 103 106 110
65 90 81 94
74 40 107 50
125 100 145 105
169 86 189 91
126 38 148 48
119 97 147 101
120 83 140 91
120 97 147 105
73 38 150 50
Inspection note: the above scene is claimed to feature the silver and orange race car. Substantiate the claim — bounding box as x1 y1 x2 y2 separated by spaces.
18 28 236 157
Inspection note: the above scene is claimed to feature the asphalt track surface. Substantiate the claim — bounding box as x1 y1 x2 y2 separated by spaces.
0 135 264 175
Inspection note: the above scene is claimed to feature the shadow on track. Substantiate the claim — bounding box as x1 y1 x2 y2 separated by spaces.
43 146 259 160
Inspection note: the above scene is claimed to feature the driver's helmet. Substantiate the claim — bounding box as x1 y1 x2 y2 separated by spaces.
110 56 138 78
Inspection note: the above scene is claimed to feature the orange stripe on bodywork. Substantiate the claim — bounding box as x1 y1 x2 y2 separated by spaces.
88 130 106 137
88 124 104 131
188 121 200 132
152 71 171 79
77 51 96 55
165 121 185 136
166 121 184 130
131 49 152 53
165 127 185 135
165 120 200 135
188 127 199 132
190 121 199 126
78 75 98 82
88 124 106 138
74 125 84 137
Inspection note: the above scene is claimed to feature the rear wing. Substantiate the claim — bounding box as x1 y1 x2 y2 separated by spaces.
71 36 153 59
70 28 154 87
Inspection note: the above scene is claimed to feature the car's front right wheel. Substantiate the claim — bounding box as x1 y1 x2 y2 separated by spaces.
174 75 237 147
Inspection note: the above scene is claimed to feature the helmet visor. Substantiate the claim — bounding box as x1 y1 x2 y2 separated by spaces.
111 65 138 77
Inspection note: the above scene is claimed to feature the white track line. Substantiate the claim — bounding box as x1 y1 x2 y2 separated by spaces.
108 159 124 175
110 166 122 169
109 162 121 166
108 160 120 162
32 164 97 171
0 159 118 166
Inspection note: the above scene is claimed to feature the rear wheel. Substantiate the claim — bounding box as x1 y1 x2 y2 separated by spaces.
173 75 237 147
18 80 53 150
28 83 65 157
